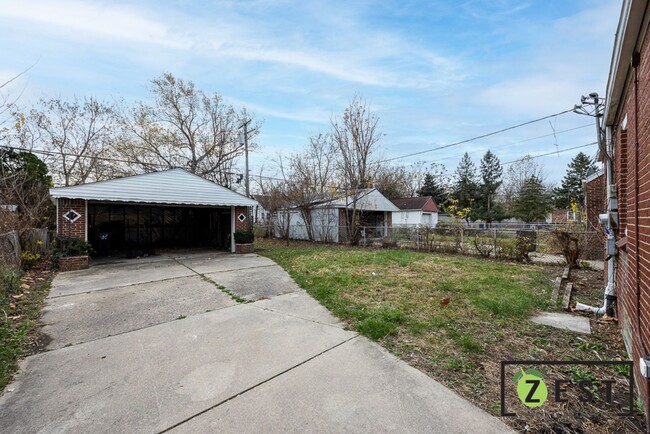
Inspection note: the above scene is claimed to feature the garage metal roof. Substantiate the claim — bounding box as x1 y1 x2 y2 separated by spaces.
50 168 258 207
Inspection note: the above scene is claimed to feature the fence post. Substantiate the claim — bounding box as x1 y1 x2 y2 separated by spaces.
416 224 420 251
493 228 497 257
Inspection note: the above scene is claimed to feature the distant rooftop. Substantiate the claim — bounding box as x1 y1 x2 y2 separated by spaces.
390 196 439 212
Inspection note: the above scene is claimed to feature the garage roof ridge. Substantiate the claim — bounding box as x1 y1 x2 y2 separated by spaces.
50 168 258 207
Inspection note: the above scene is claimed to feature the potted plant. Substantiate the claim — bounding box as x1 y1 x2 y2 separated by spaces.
52 237 92 271
234 230 255 254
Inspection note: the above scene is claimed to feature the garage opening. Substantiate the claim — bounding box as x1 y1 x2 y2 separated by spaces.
88 203 231 257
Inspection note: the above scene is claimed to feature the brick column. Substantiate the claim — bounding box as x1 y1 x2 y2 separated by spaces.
57 198 87 241
234 206 250 232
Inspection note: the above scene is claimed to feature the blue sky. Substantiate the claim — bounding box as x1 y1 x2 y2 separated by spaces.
0 0 620 184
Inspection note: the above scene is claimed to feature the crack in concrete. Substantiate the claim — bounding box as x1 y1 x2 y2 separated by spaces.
248 302 345 330
171 257 247 304
157 335 359 434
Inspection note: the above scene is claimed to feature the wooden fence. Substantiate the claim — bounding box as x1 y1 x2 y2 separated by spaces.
0 228 51 269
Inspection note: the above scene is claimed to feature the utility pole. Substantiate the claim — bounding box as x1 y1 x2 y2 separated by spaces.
574 92 605 159
239 118 251 198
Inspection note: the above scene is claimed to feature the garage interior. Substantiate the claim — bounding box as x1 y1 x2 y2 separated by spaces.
88 203 232 257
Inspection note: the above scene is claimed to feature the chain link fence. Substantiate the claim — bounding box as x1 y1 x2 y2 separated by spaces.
264 220 605 262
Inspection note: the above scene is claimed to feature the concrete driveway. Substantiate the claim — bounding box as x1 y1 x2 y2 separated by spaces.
0 252 511 433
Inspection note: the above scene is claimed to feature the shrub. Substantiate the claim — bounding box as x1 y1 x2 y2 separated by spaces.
495 238 516 260
51 237 91 268
551 229 581 268
252 223 267 239
20 251 40 270
472 235 493 258
234 230 255 244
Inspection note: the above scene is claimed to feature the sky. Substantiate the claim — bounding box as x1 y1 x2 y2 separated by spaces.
0 0 622 185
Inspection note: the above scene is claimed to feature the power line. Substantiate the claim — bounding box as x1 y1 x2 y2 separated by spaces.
501 142 598 166
430 123 592 163
381 108 576 163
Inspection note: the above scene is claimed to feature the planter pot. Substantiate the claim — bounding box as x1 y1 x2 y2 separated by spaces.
235 243 254 254
58 255 90 271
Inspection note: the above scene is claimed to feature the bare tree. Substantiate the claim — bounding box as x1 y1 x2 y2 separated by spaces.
286 133 337 240
23 97 122 186
121 73 259 187
373 161 430 199
500 155 547 212
330 96 382 244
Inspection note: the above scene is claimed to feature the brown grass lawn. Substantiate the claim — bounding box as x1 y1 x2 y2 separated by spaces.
257 239 645 434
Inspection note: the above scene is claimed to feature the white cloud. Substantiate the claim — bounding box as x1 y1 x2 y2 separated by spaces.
224 96 330 124
475 0 619 117
0 0 189 48
0 0 460 89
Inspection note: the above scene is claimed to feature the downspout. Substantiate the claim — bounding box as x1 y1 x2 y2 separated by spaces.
575 105 616 315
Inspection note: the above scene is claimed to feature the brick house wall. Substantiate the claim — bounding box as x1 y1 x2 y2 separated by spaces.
551 209 569 224
585 173 606 231
607 13 650 416
57 198 87 241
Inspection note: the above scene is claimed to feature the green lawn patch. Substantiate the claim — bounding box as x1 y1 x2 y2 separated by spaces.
257 239 644 433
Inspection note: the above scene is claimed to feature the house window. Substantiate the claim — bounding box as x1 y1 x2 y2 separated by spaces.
567 211 578 222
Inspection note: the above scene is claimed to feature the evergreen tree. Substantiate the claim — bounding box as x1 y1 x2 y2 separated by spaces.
553 152 597 209
418 172 448 206
475 150 503 222
452 153 478 213
512 176 553 222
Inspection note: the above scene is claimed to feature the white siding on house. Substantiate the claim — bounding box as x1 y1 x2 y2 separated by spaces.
393 210 422 226
393 210 438 227
275 208 339 243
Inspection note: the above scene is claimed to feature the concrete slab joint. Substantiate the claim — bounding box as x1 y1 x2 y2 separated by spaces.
0 251 513 434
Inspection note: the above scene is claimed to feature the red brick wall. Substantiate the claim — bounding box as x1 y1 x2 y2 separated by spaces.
57 199 87 241
551 209 569 224
234 206 251 232
58 255 89 271
585 174 605 231
608 20 650 415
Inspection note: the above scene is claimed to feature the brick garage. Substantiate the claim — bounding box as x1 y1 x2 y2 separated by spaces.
50 169 257 257
583 172 606 260
584 172 606 231
602 0 650 421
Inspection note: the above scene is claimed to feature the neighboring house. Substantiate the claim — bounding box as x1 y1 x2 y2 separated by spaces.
274 188 399 243
390 196 439 228
599 0 650 416
49 168 258 256
584 169 606 231
546 209 581 224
